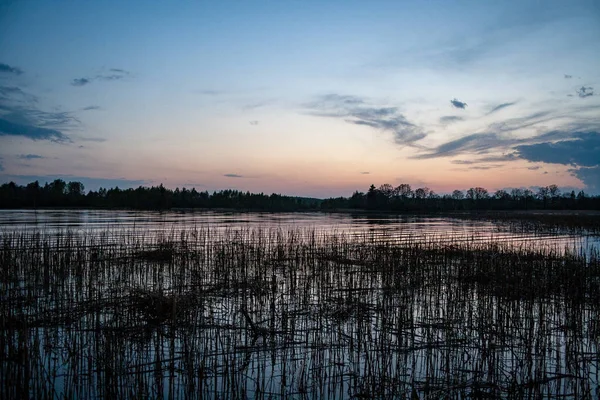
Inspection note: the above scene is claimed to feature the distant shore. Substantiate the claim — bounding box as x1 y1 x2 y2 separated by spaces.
3 207 600 216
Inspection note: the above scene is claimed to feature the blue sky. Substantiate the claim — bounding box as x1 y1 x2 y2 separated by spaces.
1 0 599 196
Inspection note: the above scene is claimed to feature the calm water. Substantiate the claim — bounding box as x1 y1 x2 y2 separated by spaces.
2 210 599 398
0 209 597 251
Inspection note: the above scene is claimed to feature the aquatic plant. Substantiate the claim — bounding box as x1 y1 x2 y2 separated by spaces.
1 228 598 399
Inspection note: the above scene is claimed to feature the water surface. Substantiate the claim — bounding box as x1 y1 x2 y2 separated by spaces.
0 209 597 252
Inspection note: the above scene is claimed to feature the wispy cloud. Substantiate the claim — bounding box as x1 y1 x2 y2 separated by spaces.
71 69 131 87
17 154 45 160
478 154 519 163
487 111 556 134
450 160 475 165
0 86 37 104
195 90 224 96
71 78 91 87
414 132 507 159
488 102 517 115
450 154 517 165
224 173 243 178
470 165 503 170
412 125 595 161
82 105 101 111
0 63 23 75
1 86 79 142
576 86 594 98
99 68 131 80
450 98 467 109
305 94 426 146
0 118 70 142
439 116 464 124
73 136 106 143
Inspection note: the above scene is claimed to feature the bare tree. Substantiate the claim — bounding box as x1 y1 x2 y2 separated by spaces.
510 188 523 200
494 190 510 200
379 184 394 199
414 187 430 199
394 184 413 199
548 184 561 199
451 190 464 200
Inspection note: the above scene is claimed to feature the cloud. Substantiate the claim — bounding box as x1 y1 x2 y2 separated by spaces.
0 63 23 75
467 165 503 170
249 120 259 125
72 135 106 143
514 132 600 193
243 100 274 110
486 111 557 134
71 69 130 87
515 132 599 167
451 160 475 165
488 102 517 115
0 86 37 104
305 94 426 146
17 154 44 160
71 78 91 87
82 105 101 111
414 132 508 159
576 86 594 98
413 125 595 160
96 73 127 81
564 74 572 79
477 154 518 163
451 159 505 169
0 86 79 141
0 118 70 142
450 98 467 109
224 173 243 178
572 166 600 194
316 94 364 106
439 116 464 124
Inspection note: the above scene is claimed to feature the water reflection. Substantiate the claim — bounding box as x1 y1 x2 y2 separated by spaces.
0 209 598 253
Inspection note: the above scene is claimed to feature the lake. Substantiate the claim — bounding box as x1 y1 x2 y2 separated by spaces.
1 209 598 252
1 210 599 399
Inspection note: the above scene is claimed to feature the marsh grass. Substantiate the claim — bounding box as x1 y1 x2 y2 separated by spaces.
1 227 598 399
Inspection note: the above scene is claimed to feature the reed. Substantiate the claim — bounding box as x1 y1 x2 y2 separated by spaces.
1 227 598 399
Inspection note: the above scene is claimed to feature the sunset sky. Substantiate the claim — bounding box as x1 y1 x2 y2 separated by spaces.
1 0 599 197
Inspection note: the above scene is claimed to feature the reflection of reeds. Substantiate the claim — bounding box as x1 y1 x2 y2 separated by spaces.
1 228 598 399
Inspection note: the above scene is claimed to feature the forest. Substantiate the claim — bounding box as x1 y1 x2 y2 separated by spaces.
0 179 599 211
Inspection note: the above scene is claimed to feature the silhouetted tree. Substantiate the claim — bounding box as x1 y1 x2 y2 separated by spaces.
1 179 599 212
452 190 464 200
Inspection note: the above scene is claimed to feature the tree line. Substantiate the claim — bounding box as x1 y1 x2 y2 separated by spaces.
321 183 599 211
0 179 598 211
0 180 320 211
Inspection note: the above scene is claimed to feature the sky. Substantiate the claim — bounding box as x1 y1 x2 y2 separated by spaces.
1 0 599 197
